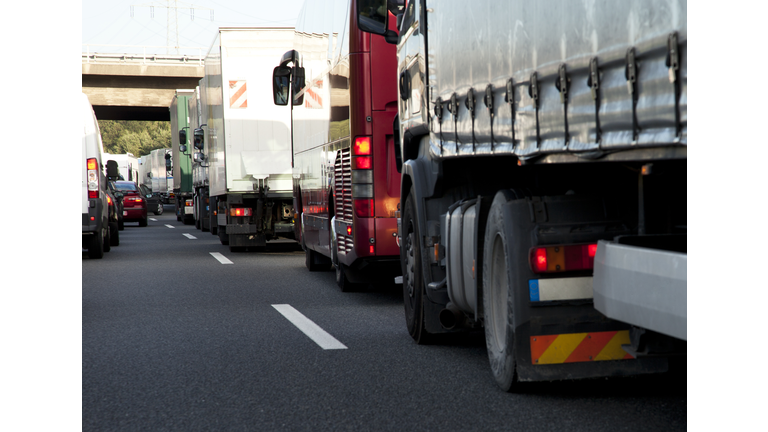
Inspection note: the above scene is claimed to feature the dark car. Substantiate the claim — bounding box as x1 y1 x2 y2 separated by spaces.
105 189 120 247
140 184 164 215
114 180 148 227
107 180 125 230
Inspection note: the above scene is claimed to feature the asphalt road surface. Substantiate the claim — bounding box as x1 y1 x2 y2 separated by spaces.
83 208 687 431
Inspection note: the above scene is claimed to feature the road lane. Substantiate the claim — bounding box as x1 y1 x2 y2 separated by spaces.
83 209 687 431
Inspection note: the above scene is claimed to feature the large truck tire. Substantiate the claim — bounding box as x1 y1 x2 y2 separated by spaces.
88 231 104 259
218 226 229 245
401 189 432 344
139 217 148 227
482 190 520 392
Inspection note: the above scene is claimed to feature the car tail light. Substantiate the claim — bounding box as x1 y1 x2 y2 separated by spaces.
529 243 597 273
87 158 99 199
230 207 252 217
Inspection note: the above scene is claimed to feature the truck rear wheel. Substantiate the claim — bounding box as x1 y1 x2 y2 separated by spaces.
402 189 431 344
482 190 519 391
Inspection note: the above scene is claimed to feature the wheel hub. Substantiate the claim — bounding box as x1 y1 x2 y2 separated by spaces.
406 231 415 298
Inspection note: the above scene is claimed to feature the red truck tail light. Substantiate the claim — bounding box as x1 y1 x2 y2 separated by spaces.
230 207 252 217
87 158 99 199
186 200 193 207
529 243 597 273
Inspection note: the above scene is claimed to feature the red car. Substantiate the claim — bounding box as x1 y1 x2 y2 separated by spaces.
114 181 148 227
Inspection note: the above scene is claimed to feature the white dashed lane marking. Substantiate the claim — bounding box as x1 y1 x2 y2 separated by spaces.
183 233 197 239
149 218 157 221
165 224 175 229
272 304 348 350
209 252 233 264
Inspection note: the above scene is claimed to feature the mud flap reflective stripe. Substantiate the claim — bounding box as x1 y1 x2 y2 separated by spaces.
531 330 634 365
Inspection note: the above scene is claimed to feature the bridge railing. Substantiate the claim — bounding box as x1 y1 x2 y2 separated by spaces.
82 44 205 66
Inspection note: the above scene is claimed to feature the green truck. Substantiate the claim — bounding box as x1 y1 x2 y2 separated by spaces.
170 89 196 224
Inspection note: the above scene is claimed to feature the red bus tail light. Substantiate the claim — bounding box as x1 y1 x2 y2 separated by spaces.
354 156 372 170
529 243 597 273
353 136 371 155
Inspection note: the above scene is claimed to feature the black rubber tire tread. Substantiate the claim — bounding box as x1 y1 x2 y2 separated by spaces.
305 247 326 272
88 230 104 259
109 222 120 246
402 189 432 344
482 190 519 392
139 217 148 227
336 263 358 292
218 227 229 245
103 228 111 253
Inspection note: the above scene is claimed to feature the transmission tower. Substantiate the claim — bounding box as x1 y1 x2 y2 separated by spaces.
130 1 214 54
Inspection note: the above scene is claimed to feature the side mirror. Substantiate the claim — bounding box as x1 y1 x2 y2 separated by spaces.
292 67 305 106
357 0 398 44
357 0 389 35
194 127 205 150
106 160 119 180
273 66 291 106
165 152 172 170
180 144 187 153
179 129 187 146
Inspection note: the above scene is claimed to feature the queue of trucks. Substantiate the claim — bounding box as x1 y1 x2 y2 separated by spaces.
160 0 686 391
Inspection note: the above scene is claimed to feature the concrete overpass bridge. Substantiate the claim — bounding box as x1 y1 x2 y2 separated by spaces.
82 45 205 121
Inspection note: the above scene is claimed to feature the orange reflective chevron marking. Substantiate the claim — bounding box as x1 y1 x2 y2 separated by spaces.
531 331 634 365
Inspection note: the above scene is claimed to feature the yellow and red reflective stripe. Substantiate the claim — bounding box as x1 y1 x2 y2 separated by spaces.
530 330 634 365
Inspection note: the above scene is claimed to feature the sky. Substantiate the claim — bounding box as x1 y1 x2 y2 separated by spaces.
82 0 306 56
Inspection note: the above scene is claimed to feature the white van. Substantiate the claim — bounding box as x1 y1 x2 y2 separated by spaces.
81 93 110 258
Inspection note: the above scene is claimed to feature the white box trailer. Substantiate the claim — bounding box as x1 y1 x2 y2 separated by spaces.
189 86 212 232
103 153 139 182
138 156 150 188
200 28 296 250
149 148 173 201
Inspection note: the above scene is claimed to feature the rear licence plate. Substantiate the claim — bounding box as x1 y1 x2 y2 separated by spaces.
185 207 194 214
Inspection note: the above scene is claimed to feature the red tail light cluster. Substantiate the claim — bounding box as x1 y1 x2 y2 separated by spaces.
87 158 99 199
352 136 374 218
529 243 597 273
230 207 252 217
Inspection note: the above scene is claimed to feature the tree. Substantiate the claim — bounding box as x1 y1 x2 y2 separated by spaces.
98 120 171 156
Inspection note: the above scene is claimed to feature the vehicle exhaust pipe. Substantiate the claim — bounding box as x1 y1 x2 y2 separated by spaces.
439 302 464 330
